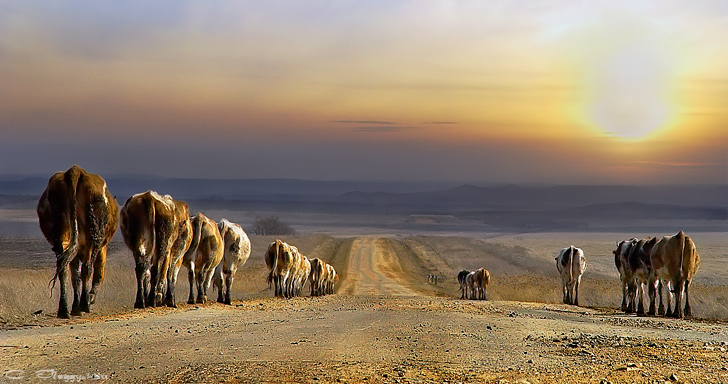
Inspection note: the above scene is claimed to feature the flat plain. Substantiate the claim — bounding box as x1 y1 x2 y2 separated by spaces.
1 214 727 383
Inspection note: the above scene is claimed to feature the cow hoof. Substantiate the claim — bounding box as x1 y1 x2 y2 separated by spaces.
187 299 195 305
217 297 225 304
71 308 82 317
57 310 70 319
134 301 145 309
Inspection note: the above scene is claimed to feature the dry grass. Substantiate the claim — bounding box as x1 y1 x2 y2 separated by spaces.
402 233 728 320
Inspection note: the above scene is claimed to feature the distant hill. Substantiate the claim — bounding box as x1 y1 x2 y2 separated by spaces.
1 176 725 232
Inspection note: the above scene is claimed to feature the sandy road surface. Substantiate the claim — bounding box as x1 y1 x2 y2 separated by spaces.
337 238 422 296
2 237 728 383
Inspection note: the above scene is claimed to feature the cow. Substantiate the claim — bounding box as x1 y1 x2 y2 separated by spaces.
465 268 490 300
292 255 311 297
556 245 586 306
120 191 190 309
165 211 193 308
309 258 329 297
650 231 700 318
325 264 338 295
37 165 119 318
613 239 638 312
266 239 299 298
212 219 251 305
457 270 470 299
476 268 490 300
627 238 658 315
182 213 224 304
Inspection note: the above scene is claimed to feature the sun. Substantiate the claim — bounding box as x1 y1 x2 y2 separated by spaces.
585 39 676 140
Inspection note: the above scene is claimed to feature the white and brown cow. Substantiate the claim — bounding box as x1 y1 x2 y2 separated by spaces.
120 191 189 309
309 258 329 297
650 231 700 318
464 268 490 300
556 245 586 306
325 264 338 295
182 213 224 304
38 165 119 318
613 239 638 312
628 237 658 315
213 219 251 305
292 254 311 297
266 239 300 298
457 270 470 299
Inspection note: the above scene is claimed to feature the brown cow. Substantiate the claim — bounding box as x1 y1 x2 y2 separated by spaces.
182 213 224 304
164 213 193 308
120 191 190 308
37 165 119 318
268 240 296 298
650 231 700 318
213 219 251 305
265 240 288 297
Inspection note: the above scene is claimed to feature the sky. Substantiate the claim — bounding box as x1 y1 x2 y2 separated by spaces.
0 1 726 184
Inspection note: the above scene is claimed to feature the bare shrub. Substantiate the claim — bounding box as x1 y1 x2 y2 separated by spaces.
251 215 296 236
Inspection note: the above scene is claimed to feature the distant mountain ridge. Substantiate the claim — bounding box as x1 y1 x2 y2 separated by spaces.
1 176 725 232
1 177 725 208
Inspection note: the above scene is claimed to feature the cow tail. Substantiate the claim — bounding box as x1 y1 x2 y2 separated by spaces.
183 215 202 262
569 245 575 283
270 240 280 290
679 231 685 278
49 171 81 291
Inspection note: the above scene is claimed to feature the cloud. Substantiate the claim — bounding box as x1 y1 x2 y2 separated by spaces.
332 120 397 125
353 126 415 133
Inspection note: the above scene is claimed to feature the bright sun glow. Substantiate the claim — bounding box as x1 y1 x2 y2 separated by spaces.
587 39 674 139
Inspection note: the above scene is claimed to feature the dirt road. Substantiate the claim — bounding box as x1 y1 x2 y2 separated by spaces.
2 237 728 383
337 238 422 296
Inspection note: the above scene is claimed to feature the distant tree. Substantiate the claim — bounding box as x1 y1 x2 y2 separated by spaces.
251 215 296 236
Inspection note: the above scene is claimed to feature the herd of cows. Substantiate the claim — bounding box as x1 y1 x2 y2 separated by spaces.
35 165 700 320
548 233 700 319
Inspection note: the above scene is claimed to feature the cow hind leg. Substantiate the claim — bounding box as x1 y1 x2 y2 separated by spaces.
214 268 225 304
90 247 106 305
684 280 693 318
195 270 207 304
70 258 83 316
165 262 181 308
147 264 159 308
574 278 581 306
56 258 71 319
224 272 234 305
671 279 685 318
657 281 666 316
187 263 196 304
134 260 149 309
79 261 93 313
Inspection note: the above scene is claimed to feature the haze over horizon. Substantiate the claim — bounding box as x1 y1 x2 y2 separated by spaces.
1 1 726 185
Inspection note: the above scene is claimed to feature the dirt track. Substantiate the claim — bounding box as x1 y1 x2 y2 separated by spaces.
2 237 728 383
